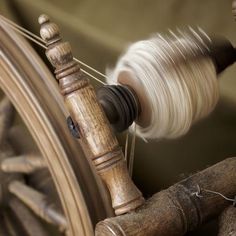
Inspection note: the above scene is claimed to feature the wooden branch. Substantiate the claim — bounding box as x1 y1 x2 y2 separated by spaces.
38 14 144 215
218 205 236 236
96 157 236 236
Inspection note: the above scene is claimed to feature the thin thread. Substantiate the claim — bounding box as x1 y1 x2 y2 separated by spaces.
0 15 107 85
128 123 136 177
81 69 106 85
1 19 47 49
73 58 108 81
124 131 129 161
0 15 45 43
192 185 236 206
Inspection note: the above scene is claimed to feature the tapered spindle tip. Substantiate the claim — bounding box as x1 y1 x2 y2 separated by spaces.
38 14 60 44
38 14 49 25
38 14 76 71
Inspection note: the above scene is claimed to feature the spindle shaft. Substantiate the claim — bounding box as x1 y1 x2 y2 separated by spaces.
38 14 144 215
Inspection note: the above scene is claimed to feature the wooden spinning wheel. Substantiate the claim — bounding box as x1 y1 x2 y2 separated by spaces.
0 18 112 236
1 1 236 236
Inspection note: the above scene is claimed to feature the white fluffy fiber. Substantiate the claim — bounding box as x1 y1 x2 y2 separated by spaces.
107 32 219 140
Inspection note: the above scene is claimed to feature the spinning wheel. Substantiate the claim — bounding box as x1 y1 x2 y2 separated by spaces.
1 1 236 235
0 18 111 236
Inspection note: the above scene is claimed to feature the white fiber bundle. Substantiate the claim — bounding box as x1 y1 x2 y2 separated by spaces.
107 29 219 140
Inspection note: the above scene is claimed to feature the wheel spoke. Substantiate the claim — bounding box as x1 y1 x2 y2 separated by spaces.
8 180 67 232
0 214 8 236
0 97 14 144
3 211 21 236
1 154 46 173
9 197 49 236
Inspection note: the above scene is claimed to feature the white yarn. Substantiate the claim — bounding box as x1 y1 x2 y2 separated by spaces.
107 30 219 140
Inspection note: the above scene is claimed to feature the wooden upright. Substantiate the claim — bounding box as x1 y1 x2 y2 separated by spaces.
38 14 144 215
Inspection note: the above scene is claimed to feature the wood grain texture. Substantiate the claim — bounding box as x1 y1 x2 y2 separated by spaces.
63 77 144 215
218 205 236 236
9 180 67 231
0 17 111 236
39 14 144 216
96 157 236 236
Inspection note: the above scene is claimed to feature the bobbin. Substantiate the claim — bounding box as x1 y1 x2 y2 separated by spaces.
98 34 236 134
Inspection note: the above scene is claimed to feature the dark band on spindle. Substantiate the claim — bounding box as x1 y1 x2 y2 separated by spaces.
97 85 140 132
206 37 236 74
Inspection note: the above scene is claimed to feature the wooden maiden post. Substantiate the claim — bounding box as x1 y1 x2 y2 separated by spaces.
38 14 144 215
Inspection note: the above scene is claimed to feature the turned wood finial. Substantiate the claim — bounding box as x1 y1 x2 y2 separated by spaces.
39 14 78 76
38 14 60 45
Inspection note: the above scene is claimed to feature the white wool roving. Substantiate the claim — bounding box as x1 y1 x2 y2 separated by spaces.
106 30 219 140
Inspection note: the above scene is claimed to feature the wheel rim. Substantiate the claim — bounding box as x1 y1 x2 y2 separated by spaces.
0 18 112 236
